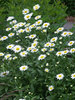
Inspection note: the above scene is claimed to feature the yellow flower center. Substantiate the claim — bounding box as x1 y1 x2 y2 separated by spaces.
44 24 47 26
31 35 34 37
51 44 54 46
50 49 53 51
21 30 23 32
14 25 17 28
3 37 6 39
16 48 20 50
40 56 44 59
64 32 67 35
37 21 40 24
58 28 62 30
24 11 27 13
58 75 62 77
33 43 36 46
52 38 55 41
68 33 71 35
27 28 30 31
58 52 62 55
46 43 49 46
31 25 35 27
69 42 73 44
0 54 3 56
7 55 10 58
72 49 75 52
9 46 12 48
64 51 67 53
73 75 75 77
49 87 53 90
26 15 30 18
33 49 37 52
22 67 26 70
10 33 13 35
35 6 38 9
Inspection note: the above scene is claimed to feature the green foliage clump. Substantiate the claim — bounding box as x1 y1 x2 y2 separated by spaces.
61 0 75 16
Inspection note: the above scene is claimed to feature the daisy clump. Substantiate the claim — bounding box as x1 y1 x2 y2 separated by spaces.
0 3 75 100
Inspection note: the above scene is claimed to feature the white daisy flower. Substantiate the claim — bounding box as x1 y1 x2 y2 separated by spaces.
15 40 21 43
5 54 11 59
29 34 36 39
27 47 32 51
48 85 54 91
10 20 17 24
42 23 50 28
6 44 14 49
31 41 38 48
54 30 59 34
44 42 51 47
18 22 26 27
50 37 58 42
70 48 75 53
33 4 40 10
59 37 63 40
20 51 28 57
49 48 54 52
25 23 30 27
57 27 64 32
20 65 28 71
22 9 29 14
19 99 25 100
71 73 75 79
35 15 41 20
17 29 25 33
0 71 9 77
36 26 42 30
35 20 42 25
41 48 47 52
6 27 12 31
24 13 33 20
45 68 49 72
38 54 46 60
25 27 31 32
67 32 73 36
13 24 19 29
34 38 38 42
7 16 14 21
31 48 38 53
13 56 17 60
42 29 47 32
1 36 8 41
56 51 63 56
46 63 49 66
56 73 64 80
12 45 22 53
29 24 36 29
0 52 4 56
8 33 15 37
63 50 69 55
68 41 75 46
50 43 55 47
8 57 12 60
61 31 68 37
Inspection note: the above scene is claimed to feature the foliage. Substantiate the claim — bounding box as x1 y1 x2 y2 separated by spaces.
61 0 75 16
0 3 75 100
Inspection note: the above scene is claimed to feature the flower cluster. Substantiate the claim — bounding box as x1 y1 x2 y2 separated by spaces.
0 4 75 99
